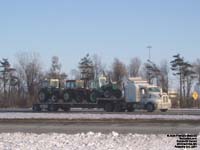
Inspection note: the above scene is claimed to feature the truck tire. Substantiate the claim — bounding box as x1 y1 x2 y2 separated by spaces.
146 103 154 112
104 103 113 112
160 109 168 112
38 91 47 103
63 92 70 102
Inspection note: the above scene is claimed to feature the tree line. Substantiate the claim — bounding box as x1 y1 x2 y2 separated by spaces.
0 51 200 108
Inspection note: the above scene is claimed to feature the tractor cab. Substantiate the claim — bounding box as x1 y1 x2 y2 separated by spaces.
41 79 60 89
65 80 84 89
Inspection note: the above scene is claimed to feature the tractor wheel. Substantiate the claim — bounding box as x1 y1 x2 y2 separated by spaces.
114 89 122 98
38 91 47 103
104 103 113 112
90 91 97 103
63 92 70 102
103 90 112 98
49 94 58 103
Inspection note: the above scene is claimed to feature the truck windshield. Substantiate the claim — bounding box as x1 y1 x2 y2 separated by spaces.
148 87 160 93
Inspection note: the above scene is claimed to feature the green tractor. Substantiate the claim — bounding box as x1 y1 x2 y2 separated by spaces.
38 79 62 103
90 76 122 102
62 80 92 103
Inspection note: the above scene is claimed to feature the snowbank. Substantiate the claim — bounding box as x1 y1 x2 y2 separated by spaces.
0 132 199 150
0 112 200 120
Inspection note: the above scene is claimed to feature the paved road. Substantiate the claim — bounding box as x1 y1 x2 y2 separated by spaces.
0 108 200 115
0 121 199 134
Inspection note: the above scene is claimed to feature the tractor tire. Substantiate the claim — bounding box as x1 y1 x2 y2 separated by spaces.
146 103 154 112
49 94 58 103
90 91 97 103
114 89 122 98
104 103 113 112
38 91 47 103
103 90 112 98
63 92 70 102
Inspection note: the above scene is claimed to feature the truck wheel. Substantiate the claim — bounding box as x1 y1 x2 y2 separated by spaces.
146 103 154 112
32 105 41 112
63 92 70 102
104 103 113 112
113 103 122 112
38 91 47 103
160 109 167 112
48 104 58 112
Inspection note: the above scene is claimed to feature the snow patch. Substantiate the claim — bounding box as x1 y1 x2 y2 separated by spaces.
0 132 199 150
0 113 200 120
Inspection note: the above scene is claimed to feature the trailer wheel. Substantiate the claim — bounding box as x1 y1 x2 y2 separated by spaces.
113 103 122 112
48 104 58 112
32 105 41 112
62 107 70 112
104 103 113 112
127 107 134 112
146 103 154 112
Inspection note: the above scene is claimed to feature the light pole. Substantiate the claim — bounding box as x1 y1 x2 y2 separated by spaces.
147 45 152 60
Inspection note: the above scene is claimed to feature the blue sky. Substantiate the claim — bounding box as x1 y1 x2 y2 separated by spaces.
0 0 200 74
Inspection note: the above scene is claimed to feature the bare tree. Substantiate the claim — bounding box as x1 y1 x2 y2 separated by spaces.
112 58 127 86
128 57 141 77
159 60 169 93
15 52 43 102
92 54 105 78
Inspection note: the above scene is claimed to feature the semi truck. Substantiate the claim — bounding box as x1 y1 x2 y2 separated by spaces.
32 77 171 112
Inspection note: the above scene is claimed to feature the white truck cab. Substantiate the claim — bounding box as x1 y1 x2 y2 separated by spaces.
125 77 171 112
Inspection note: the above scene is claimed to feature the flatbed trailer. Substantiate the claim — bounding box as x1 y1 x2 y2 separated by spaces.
32 98 126 112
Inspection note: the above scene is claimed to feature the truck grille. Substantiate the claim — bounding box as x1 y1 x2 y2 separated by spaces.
163 96 168 103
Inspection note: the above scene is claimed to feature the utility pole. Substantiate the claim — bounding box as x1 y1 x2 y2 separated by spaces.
147 46 152 84
147 45 152 60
